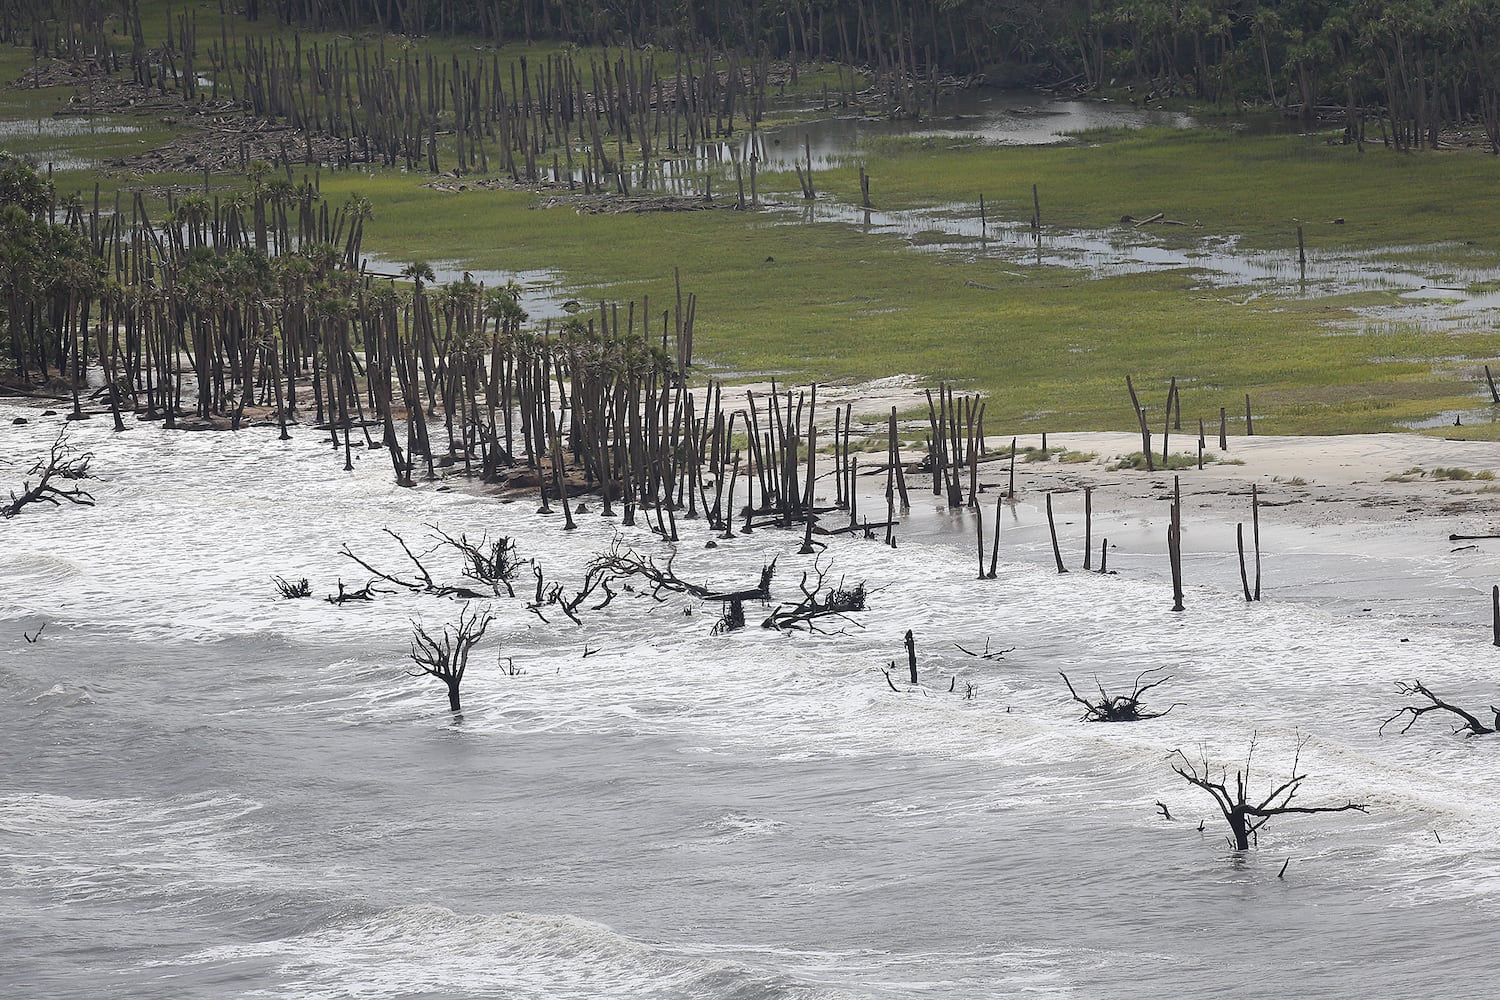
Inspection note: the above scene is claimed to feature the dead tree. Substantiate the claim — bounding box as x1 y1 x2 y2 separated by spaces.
1381 680 1498 737
408 605 494 712
340 529 488 599
1169 736 1368 851
526 562 612 624
2 428 95 518
582 540 776 604
273 575 312 599
325 579 387 604
431 527 528 597
1061 669 1178 722
954 639 1015 660
761 558 867 632
711 597 746 635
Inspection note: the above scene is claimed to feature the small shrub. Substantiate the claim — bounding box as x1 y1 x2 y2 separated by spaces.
1021 445 1063 463
1109 451 1207 471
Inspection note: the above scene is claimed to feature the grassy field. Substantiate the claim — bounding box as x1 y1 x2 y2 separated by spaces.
6 11 1500 438
309 150 1499 436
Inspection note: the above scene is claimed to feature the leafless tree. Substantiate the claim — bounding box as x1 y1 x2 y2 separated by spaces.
2 428 95 518
711 598 746 635
526 562 611 624
1381 680 1497 737
1169 735 1368 851
431 527 528 597
583 539 776 604
1061 669 1178 722
761 557 867 632
408 604 494 712
340 528 489 599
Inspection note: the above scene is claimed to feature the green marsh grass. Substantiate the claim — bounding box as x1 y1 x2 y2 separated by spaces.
315 169 1500 435
10 11 1500 437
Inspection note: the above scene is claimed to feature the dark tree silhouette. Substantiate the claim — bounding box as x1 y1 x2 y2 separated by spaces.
1381 680 1498 737
1061 669 1178 722
1169 736 1367 851
432 527 528 597
273 575 312 599
2 428 94 518
761 558 866 632
408 605 494 712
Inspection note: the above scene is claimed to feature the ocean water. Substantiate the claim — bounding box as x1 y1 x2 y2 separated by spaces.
3 404 1497 999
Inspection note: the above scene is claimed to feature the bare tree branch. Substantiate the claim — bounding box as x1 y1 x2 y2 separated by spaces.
1168 735 1367 850
2 428 95 518
340 528 488 599
408 604 494 712
1381 680 1497 737
1060 668 1178 722
761 556 866 632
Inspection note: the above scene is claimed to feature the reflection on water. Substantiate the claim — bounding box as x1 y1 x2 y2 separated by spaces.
756 91 1198 170
0 115 143 171
358 255 571 321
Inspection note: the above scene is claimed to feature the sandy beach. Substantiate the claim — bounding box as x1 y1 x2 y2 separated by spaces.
862 426 1500 638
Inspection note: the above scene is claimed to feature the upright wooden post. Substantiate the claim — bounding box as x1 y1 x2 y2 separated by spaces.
1126 374 1154 471
1236 523 1252 602
1083 486 1093 570
1007 436 1017 498
905 629 917 684
1169 475 1184 612
988 494 1001 578
975 506 986 579
1251 482 1262 600
1046 493 1067 574
1493 585 1499 646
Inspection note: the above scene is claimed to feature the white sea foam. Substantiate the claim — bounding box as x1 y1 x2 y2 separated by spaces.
5 403 1500 998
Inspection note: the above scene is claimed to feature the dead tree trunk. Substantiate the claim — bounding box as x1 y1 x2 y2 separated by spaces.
1169 737 1367 850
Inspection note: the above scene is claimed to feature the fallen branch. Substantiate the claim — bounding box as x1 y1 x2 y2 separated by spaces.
3 428 95 518
762 557 867 632
340 529 489 599
1381 679 1497 737
954 639 1015 660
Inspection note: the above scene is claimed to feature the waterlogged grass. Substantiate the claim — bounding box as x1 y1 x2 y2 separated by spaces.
311 168 1500 435
825 127 1500 258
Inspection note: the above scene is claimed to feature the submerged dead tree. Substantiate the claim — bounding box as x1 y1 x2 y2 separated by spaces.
1381 680 1498 737
432 528 528 597
2 428 95 518
1061 669 1177 722
340 528 490 599
1168 737 1368 851
762 558 867 632
585 541 775 604
408 604 493 712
